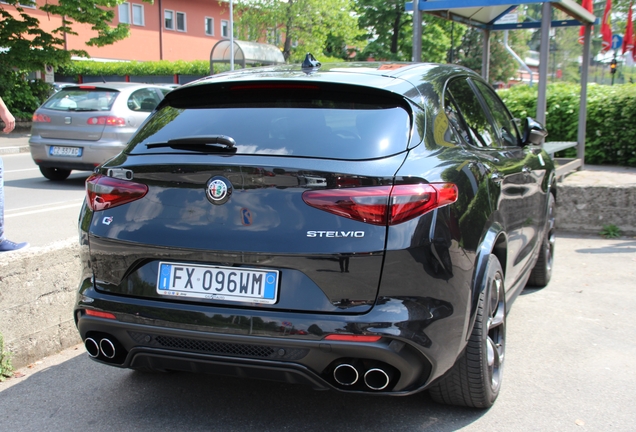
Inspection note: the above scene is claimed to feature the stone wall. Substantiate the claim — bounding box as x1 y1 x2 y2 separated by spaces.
557 184 636 236
0 239 81 369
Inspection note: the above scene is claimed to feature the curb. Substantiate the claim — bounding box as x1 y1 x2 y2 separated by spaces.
0 146 30 155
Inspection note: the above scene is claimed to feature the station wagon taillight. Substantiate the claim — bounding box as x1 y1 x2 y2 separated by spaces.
87 116 126 126
85 174 148 211
302 183 458 226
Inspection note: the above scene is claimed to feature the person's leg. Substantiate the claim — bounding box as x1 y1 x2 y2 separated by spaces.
0 157 28 252
0 157 5 242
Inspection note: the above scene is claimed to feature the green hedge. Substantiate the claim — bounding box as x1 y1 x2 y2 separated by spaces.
58 59 223 76
499 83 636 167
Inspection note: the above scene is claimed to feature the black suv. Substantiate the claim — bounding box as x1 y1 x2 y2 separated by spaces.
75 60 555 408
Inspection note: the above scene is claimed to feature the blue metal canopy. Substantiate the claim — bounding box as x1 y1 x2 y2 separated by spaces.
405 0 597 29
406 0 597 171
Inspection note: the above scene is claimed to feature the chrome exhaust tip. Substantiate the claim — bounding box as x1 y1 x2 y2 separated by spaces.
364 368 391 391
333 363 359 386
85 338 100 358
99 338 116 359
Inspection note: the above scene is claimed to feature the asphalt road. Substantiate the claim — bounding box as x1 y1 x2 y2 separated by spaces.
2 152 88 247
0 234 634 431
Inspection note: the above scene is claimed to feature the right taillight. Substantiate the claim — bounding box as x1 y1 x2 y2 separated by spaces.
86 173 148 211
87 116 126 126
302 183 458 226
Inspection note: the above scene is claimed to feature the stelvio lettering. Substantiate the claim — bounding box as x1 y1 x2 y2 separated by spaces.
306 231 365 238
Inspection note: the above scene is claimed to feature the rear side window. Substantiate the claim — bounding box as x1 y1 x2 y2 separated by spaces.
126 88 412 160
445 78 499 148
127 88 161 112
472 80 521 148
43 89 119 111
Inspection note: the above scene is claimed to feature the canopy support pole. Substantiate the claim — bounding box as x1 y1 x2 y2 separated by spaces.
482 29 490 80
413 2 422 62
537 1 552 125
577 23 591 168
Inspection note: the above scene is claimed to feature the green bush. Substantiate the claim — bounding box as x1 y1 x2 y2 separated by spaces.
0 71 52 120
499 83 636 167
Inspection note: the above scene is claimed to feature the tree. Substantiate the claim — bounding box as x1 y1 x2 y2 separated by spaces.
354 0 465 63
233 0 362 62
454 28 529 84
0 0 150 71
1 0 149 118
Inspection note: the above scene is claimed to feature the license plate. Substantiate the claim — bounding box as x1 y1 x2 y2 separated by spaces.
157 262 279 304
49 146 82 157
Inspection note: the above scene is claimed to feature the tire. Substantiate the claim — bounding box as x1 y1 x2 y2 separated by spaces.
39 166 72 181
527 193 556 288
429 255 506 408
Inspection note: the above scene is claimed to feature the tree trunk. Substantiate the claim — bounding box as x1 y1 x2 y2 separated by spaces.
390 1 402 55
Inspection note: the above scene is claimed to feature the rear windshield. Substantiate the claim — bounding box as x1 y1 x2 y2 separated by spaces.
126 96 412 160
43 89 119 112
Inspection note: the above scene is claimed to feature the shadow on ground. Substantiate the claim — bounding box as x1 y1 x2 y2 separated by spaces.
0 354 487 432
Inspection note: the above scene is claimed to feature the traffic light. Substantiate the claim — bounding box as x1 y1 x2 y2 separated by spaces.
610 58 618 75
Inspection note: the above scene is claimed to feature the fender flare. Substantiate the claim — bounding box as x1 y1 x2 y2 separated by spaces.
465 222 506 341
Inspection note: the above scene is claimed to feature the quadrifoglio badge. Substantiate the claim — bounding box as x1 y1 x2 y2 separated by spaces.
206 176 233 205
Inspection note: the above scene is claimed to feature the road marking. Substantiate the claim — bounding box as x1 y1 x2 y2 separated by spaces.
6 202 83 218
4 168 40 173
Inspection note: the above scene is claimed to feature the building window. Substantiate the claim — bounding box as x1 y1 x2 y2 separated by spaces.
118 2 130 24
164 10 174 30
132 4 144 26
1 1 36 8
221 20 229 38
176 11 186 32
205 17 214 36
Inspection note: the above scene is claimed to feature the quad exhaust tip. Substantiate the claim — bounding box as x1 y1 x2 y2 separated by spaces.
333 363 359 386
84 338 100 358
99 338 116 359
364 368 391 391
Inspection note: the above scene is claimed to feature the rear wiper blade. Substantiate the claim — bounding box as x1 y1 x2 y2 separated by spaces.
146 135 237 152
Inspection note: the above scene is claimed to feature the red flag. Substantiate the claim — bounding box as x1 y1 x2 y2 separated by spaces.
579 0 594 44
623 3 634 54
601 0 612 52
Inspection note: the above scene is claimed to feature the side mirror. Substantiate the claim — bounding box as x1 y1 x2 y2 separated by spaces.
522 117 548 145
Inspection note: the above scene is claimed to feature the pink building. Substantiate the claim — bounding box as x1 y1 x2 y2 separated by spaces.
3 0 233 61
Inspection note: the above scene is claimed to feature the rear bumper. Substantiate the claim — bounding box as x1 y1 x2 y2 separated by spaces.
74 288 444 395
29 135 128 170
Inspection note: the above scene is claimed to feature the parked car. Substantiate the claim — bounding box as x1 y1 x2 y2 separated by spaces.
74 60 556 408
29 82 170 180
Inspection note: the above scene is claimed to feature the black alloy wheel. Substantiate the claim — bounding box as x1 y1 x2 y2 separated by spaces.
429 254 506 408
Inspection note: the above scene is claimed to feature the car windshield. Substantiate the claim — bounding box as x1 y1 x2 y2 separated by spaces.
43 89 119 112
127 101 412 160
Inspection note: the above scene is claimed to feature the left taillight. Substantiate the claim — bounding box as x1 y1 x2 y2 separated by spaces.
86 173 148 211
302 183 458 226
32 113 51 123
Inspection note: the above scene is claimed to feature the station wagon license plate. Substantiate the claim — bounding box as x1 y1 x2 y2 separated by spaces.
49 146 82 157
157 262 279 304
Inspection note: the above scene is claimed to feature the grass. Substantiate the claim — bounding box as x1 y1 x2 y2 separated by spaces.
599 224 622 239
0 332 13 381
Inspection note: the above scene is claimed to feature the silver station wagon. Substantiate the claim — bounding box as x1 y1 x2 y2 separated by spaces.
29 82 170 180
